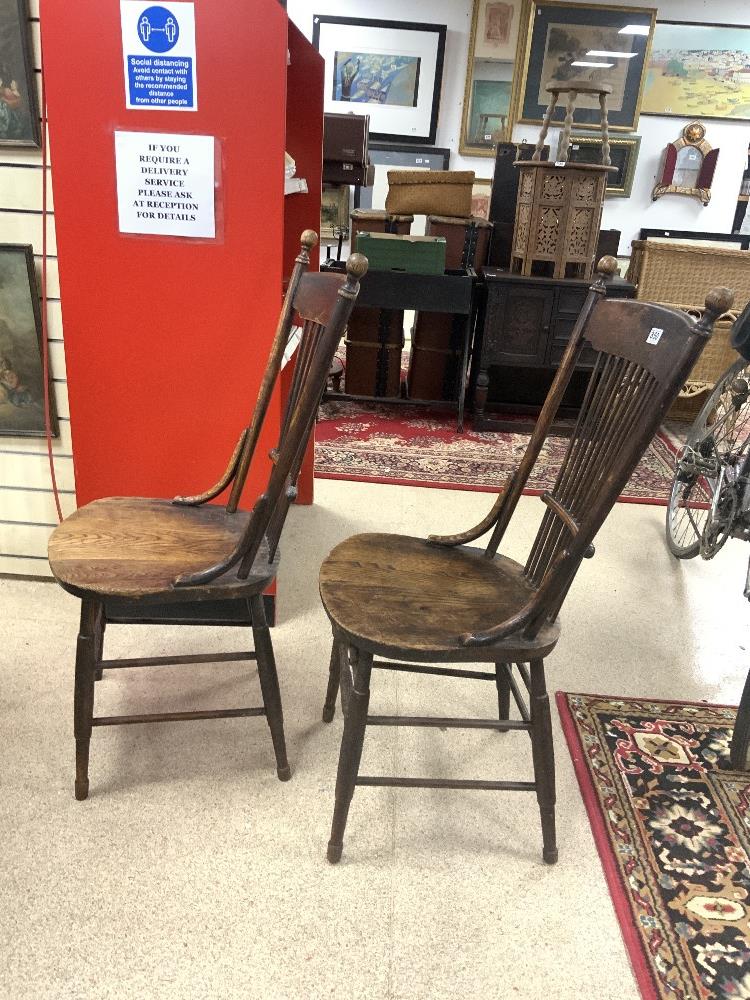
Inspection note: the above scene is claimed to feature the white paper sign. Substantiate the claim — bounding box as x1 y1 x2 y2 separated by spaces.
120 1 197 111
114 131 215 239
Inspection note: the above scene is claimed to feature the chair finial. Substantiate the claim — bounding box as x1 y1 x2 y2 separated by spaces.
296 229 319 266
705 286 734 317
346 252 369 281
596 255 618 278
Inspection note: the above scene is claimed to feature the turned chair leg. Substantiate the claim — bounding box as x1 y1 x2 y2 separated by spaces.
322 632 343 723
495 662 511 723
93 603 106 681
328 645 372 864
529 658 557 864
73 598 101 800
250 594 291 782
729 668 750 770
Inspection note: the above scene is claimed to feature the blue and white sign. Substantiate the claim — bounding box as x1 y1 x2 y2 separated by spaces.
120 1 197 111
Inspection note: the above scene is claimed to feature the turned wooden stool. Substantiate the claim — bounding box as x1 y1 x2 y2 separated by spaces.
511 80 615 281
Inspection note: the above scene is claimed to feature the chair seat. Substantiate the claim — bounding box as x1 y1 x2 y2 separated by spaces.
48 497 276 602
319 533 560 662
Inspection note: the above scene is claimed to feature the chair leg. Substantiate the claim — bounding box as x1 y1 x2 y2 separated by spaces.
73 598 101 800
328 646 372 864
250 594 291 782
729 668 750 770
495 662 511 723
529 658 557 864
93 603 106 681
322 632 343 724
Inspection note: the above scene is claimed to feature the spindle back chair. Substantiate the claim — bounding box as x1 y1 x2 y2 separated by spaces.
48 233 367 799
319 256 733 864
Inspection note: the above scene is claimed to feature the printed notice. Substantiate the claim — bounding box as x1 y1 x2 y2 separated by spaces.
120 1 197 110
114 131 215 239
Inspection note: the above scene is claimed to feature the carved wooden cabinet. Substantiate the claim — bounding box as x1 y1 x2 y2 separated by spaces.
472 269 635 430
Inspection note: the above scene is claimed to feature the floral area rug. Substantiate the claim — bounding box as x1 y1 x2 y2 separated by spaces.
558 692 750 1000
316 401 688 505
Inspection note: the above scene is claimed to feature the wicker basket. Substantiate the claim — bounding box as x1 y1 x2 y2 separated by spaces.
666 313 740 420
627 240 750 310
385 170 475 218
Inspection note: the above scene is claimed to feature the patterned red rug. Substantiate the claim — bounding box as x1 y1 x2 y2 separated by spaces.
558 692 750 1000
315 401 685 505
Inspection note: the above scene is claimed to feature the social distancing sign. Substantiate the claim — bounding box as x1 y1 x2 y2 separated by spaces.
120 1 198 111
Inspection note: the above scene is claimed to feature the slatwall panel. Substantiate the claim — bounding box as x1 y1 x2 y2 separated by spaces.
0 4 71 577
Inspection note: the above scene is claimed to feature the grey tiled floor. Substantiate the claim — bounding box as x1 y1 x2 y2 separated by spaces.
2 479 748 999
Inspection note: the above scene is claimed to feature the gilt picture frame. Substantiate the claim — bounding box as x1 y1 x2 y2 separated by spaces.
517 2 656 132
459 0 529 158
312 15 447 144
567 133 641 196
0 244 57 438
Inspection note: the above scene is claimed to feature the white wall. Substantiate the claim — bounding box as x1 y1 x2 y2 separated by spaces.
0 0 74 577
288 0 750 252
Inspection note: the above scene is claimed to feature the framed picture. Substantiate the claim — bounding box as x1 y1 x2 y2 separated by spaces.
642 22 750 122
471 179 493 219
0 244 57 437
567 133 641 196
0 0 40 147
312 15 447 144
517 2 656 132
460 0 529 157
321 184 351 239
353 143 450 236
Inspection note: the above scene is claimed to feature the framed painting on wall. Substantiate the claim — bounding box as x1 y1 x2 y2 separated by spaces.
517 2 656 132
312 15 447 144
567 133 641 196
0 0 40 147
642 21 750 122
460 0 528 157
0 244 57 437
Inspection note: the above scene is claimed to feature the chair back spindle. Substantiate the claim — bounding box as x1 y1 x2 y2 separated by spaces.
172 248 367 588
455 271 733 647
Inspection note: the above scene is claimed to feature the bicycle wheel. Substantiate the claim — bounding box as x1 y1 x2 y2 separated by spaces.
666 357 750 559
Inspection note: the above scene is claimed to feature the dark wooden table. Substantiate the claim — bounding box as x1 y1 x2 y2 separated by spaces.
323 263 476 432
471 269 636 432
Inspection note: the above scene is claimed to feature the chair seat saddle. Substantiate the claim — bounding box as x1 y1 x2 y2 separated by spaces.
319 533 560 662
48 497 276 603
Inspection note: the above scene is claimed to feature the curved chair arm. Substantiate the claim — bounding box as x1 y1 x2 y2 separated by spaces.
459 600 537 647
426 483 507 548
171 494 270 588
172 428 247 506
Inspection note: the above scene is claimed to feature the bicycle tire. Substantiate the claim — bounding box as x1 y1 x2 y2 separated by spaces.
665 357 750 559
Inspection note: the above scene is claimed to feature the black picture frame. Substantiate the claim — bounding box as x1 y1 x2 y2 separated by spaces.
518 2 655 132
0 243 58 438
312 15 447 145
0 0 41 148
353 143 451 211
567 133 641 197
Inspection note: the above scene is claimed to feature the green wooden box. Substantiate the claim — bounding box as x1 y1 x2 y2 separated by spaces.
355 232 447 275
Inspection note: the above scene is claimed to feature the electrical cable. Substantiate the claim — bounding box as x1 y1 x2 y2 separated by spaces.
38 29 63 522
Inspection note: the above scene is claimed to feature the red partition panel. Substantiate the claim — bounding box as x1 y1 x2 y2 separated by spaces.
42 0 288 508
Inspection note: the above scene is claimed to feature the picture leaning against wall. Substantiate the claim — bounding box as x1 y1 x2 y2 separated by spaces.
642 21 750 121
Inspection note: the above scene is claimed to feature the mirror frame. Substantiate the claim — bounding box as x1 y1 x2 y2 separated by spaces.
652 122 719 208
459 0 531 158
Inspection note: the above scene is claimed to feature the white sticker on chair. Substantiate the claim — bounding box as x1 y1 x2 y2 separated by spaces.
646 328 663 345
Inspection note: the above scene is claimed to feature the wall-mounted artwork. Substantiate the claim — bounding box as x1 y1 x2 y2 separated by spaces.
567 133 641 197
642 21 750 122
517 2 656 131
460 0 527 157
0 244 57 437
0 0 40 147
313 15 446 144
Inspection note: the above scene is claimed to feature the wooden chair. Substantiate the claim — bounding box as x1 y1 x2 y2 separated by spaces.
48 233 367 800
319 257 733 864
